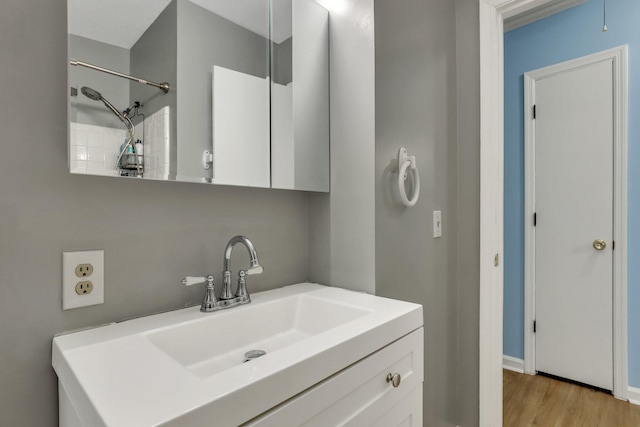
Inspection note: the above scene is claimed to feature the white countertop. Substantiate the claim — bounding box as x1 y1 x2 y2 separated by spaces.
53 283 423 426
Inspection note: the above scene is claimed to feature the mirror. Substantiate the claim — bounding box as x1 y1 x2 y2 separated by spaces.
271 0 329 191
67 0 329 191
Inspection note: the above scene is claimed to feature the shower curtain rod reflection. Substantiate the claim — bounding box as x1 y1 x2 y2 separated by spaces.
70 59 170 94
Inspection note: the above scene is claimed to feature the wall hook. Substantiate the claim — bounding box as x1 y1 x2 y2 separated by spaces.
397 147 420 207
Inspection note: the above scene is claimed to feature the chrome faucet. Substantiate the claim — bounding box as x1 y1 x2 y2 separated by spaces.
181 236 263 312
221 235 263 301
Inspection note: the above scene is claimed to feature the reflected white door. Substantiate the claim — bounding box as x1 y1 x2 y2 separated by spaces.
534 59 613 390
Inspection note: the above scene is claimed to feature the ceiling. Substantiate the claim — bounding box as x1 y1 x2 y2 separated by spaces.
68 0 292 49
69 0 172 49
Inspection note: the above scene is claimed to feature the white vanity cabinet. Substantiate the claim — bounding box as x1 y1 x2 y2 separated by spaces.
53 284 423 426
244 328 424 426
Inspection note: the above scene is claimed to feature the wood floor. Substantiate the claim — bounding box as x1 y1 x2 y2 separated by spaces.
503 370 640 426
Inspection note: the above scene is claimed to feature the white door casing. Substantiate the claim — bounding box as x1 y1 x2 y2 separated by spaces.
533 58 613 390
479 1 628 425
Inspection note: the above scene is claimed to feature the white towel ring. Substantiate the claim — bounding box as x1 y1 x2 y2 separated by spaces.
397 147 420 207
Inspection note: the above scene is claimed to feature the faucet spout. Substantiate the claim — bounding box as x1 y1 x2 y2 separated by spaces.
221 236 262 300
224 235 261 270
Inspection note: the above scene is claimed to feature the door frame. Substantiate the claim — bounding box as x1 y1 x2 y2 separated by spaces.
478 1 626 425
523 46 628 398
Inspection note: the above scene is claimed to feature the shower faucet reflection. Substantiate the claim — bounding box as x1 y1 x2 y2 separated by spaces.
80 86 134 135
80 86 144 177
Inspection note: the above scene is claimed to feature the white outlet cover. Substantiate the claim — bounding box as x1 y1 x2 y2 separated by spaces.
433 210 442 238
63 250 104 310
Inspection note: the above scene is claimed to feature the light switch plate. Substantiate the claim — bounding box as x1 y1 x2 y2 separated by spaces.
433 210 442 238
63 250 104 310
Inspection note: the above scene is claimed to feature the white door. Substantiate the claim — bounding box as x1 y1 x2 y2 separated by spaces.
534 59 613 390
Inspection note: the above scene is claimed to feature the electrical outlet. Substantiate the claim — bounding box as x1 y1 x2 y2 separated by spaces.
75 281 94 295
75 264 94 277
63 250 104 310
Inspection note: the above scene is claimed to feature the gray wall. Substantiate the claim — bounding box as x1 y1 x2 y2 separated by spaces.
455 0 481 425
1 0 483 426
130 1 178 178
69 35 130 128
177 0 270 181
374 0 459 425
308 0 376 293
0 0 309 425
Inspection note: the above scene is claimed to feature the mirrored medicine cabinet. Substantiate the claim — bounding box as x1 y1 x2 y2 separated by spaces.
67 0 329 192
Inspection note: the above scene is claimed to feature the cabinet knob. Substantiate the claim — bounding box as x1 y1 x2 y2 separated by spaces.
386 372 401 388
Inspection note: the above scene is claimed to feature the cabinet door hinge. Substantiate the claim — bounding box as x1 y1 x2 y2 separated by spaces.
534 212 537 227
533 320 537 333
533 105 537 119
613 240 616 250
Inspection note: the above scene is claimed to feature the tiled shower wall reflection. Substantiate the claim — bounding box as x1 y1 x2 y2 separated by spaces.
69 123 123 176
69 106 170 179
137 106 170 180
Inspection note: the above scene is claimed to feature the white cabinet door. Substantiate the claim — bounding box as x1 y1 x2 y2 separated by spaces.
370 386 422 427
244 328 424 427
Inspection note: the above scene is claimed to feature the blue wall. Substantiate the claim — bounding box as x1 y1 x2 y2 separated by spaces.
504 0 640 387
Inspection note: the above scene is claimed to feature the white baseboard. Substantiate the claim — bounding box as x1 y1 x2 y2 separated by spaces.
503 355 525 374
628 386 640 406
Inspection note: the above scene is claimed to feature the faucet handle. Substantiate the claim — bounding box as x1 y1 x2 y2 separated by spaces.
235 270 249 299
182 275 217 312
182 275 214 287
245 261 263 276
245 266 263 275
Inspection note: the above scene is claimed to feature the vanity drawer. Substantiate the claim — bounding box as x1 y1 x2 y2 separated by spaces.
244 327 424 427
370 385 423 427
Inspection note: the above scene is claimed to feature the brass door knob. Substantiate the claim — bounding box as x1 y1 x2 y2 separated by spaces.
386 372 401 388
593 240 607 251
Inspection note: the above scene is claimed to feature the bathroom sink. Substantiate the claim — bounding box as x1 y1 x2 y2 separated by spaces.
145 293 373 378
52 283 422 427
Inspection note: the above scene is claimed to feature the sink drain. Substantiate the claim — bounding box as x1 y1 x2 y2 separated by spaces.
243 349 266 363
